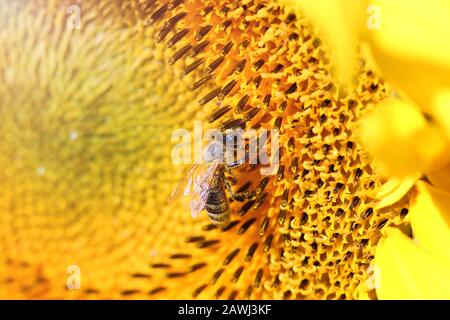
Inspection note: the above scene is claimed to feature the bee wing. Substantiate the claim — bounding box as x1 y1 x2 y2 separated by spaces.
169 164 200 203
189 161 220 218
189 179 211 218
169 162 220 218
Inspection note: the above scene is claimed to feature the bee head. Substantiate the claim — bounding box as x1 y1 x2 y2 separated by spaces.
203 141 224 164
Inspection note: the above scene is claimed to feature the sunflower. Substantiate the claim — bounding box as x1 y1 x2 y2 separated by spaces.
283 0 450 299
0 0 412 300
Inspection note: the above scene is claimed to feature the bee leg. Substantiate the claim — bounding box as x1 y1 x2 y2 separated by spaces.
225 172 237 185
221 171 245 202
225 180 238 201
221 170 235 198
224 164 241 183
234 190 256 202
222 171 256 202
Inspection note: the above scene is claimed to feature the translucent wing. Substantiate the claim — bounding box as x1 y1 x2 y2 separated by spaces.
188 161 221 218
169 164 201 202
169 161 220 218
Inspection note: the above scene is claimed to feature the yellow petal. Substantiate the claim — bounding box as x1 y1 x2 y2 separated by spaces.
371 0 450 70
427 164 450 192
368 0 450 112
282 0 366 84
432 90 450 143
359 98 449 177
370 49 450 115
375 228 450 299
374 174 419 210
410 181 450 261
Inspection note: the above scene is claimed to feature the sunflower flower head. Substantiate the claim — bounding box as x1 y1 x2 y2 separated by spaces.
0 0 412 300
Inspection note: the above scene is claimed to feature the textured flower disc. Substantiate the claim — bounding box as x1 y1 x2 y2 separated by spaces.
0 0 408 299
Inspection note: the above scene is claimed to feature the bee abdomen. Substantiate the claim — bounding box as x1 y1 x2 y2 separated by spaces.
205 187 230 226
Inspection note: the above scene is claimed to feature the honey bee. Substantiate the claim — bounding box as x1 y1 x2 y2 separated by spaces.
170 140 249 227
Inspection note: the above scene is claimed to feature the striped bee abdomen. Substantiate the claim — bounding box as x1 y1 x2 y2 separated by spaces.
205 180 230 227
